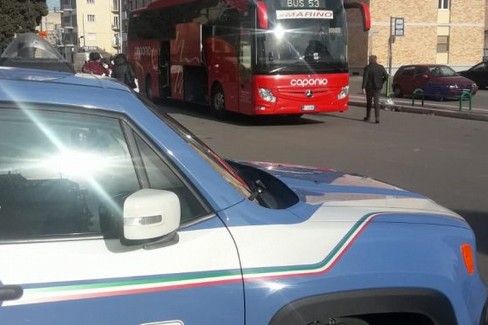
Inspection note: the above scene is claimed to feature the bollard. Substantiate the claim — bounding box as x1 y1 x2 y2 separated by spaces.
459 91 472 111
412 88 424 107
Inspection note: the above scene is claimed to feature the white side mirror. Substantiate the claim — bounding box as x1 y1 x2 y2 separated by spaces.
123 189 180 241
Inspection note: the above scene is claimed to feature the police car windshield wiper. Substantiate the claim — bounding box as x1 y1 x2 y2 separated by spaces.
248 179 267 201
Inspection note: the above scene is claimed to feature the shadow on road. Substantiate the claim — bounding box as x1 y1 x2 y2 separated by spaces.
154 99 324 126
322 112 369 123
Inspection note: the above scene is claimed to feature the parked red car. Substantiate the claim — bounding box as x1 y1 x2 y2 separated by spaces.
392 64 478 100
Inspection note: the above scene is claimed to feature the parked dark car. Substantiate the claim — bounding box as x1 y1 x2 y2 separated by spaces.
392 64 478 100
459 61 488 89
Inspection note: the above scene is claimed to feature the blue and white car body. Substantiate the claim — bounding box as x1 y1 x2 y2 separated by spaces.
0 66 486 325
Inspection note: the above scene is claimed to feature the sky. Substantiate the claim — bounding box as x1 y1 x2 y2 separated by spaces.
47 0 60 9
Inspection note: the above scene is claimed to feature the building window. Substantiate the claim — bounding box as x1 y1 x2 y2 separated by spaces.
87 14 96 22
113 16 119 28
437 35 449 52
63 16 73 27
87 0 94 3
438 0 449 9
62 0 73 9
113 33 120 47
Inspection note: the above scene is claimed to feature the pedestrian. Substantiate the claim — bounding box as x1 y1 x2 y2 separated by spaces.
82 51 110 76
110 53 137 89
361 55 389 123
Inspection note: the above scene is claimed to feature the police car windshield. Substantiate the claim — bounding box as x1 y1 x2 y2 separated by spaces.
143 99 254 199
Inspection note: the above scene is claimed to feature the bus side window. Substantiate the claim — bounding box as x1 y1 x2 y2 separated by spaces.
214 8 240 49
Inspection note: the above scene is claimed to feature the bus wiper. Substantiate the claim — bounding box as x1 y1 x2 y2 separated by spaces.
269 66 287 74
270 61 317 73
248 179 267 201
303 58 345 72
321 61 346 72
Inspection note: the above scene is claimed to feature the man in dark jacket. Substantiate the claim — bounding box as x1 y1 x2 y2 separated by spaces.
111 53 137 89
361 55 389 123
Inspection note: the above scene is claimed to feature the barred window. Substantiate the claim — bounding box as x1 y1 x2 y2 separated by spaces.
437 36 449 53
438 0 449 9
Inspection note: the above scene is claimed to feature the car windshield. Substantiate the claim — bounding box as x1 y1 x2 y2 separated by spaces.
256 0 347 74
429 66 457 77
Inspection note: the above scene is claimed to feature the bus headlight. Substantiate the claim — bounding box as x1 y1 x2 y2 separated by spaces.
337 85 349 100
258 88 276 103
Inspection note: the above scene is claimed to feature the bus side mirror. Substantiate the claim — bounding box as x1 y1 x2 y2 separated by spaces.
256 1 268 29
344 1 371 32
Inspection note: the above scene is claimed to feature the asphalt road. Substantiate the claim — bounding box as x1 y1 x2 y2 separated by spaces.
158 100 488 283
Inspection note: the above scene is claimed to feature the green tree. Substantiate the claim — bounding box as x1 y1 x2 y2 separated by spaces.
0 0 48 51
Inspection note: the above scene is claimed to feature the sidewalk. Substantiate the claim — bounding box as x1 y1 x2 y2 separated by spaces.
347 76 488 122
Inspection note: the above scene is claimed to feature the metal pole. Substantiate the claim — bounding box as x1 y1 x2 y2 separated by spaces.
388 17 393 77
387 17 394 97
118 0 123 54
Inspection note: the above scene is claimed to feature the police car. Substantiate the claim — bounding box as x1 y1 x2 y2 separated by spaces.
0 47 486 324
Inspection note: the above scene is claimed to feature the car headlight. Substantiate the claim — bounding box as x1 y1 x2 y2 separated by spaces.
448 84 459 89
258 88 276 103
337 85 349 100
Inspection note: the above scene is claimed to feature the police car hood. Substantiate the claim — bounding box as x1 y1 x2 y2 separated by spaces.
246 161 462 222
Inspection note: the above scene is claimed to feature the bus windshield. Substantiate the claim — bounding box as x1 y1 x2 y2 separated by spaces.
256 0 347 74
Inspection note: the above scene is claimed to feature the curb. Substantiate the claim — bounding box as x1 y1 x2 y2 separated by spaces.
348 100 488 122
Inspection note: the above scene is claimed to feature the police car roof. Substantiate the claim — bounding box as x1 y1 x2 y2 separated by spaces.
0 66 135 113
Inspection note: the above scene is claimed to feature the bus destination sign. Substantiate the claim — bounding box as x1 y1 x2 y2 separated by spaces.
279 0 326 8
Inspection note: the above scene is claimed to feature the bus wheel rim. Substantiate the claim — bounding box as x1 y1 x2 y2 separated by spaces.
214 92 224 111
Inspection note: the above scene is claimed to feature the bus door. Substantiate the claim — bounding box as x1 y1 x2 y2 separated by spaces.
170 23 207 104
206 8 242 113
237 20 254 115
159 41 170 99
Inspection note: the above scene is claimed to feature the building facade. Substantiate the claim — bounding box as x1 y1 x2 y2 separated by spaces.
49 0 486 73
485 0 488 60
58 0 122 60
39 8 62 47
348 0 486 75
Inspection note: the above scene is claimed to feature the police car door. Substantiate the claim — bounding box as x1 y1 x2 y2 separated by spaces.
0 108 244 324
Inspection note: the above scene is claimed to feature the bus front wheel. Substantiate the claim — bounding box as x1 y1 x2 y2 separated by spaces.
211 84 227 119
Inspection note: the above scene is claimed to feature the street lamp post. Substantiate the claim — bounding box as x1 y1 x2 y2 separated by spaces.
118 0 123 53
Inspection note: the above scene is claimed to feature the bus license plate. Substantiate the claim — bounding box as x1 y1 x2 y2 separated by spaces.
302 105 315 111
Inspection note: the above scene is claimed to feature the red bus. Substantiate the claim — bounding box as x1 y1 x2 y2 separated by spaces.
128 0 370 119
